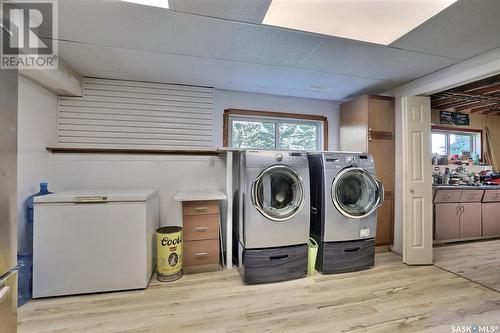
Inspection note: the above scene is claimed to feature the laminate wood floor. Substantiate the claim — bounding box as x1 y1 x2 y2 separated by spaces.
19 252 500 333
434 239 500 293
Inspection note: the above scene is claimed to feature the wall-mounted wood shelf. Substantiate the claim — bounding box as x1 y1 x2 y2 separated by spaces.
46 147 221 156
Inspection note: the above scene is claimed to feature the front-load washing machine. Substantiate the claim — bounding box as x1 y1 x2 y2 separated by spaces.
308 152 384 274
234 150 310 283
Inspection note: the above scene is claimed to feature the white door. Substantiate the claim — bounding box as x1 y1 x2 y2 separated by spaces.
402 96 433 265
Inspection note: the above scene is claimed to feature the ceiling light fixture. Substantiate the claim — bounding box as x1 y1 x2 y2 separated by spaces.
121 0 169 9
263 0 457 45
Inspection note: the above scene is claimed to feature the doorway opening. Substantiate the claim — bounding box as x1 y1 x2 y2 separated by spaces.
428 74 500 292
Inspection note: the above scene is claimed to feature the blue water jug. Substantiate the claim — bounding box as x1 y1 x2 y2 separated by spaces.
18 182 52 307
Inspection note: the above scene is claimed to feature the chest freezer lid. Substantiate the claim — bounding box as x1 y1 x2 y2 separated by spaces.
34 189 159 204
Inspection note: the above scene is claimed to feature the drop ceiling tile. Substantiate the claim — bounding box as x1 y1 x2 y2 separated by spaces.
60 41 238 83
233 63 345 91
54 0 178 54
298 37 459 82
391 0 500 60
59 41 124 73
329 76 397 96
110 48 239 82
217 81 345 101
169 0 271 24
175 13 322 67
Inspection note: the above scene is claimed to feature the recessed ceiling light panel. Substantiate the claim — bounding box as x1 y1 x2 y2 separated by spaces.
121 0 169 9
263 0 457 45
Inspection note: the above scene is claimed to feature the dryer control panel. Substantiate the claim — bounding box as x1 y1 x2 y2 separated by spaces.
245 150 308 168
322 152 375 169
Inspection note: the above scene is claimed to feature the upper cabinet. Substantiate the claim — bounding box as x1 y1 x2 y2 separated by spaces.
340 95 395 246
339 95 370 153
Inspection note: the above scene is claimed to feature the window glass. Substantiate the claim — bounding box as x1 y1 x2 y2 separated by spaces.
229 116 323 150
432 133 447 155
431 129 481 158
278 123 318 150
449 133 472 155
231 120 275 149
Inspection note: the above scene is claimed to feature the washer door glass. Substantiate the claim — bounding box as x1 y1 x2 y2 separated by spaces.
252 165 305 222
331 168 382 219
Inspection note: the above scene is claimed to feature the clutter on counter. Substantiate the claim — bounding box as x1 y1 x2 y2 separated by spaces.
432 164 500 187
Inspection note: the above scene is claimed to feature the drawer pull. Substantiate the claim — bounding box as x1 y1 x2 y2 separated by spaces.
194 227 208 232
194 207 208 212
344 247 361 253
270 254 288 261
195 252 209 257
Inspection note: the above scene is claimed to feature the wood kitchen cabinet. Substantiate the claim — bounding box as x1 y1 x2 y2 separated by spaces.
482 203 500 236
482 190 500 236
434 203 482 240
434 189 483 241
435 203 460 240
459 203 482 238
340 95 395 246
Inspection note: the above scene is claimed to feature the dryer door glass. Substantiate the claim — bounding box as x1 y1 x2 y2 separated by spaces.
331 168 383 219
252 165 305 222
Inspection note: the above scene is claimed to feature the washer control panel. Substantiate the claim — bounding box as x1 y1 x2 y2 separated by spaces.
245 150 308 167
322 152 375 170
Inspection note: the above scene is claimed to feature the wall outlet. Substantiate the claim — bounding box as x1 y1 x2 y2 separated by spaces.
208 158 215 168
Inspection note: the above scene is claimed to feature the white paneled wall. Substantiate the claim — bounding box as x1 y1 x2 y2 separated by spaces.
57 78 214 149
17 76 58 250
50 154 226 229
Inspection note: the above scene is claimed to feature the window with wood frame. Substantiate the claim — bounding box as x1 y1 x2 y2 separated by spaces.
223 109 328 151
431 126 483 160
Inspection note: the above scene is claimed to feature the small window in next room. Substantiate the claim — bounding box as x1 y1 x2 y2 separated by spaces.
223 109 328 151
431 127 482 160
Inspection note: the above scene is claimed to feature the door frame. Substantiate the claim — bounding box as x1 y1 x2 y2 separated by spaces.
389 51 500 264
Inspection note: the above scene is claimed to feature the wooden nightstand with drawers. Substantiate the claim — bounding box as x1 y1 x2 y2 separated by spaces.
174 190 227 274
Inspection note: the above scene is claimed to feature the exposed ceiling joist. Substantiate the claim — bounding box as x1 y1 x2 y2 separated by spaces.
454 101 493 112
431 74 500 115
450 74 500 92
435 91 500 103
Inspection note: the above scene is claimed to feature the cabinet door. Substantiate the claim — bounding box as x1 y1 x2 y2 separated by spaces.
376 197 393 245
434 203 459 240
339 95 369 152
369 137 394 192
459 203 481 238
368 96 395 133
482 203 500 236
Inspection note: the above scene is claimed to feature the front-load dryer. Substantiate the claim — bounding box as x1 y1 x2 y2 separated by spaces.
308 152 384 274
235 150 310 283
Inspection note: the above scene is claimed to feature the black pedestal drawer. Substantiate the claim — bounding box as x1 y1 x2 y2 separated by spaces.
316 238 375 274
238 243 307 284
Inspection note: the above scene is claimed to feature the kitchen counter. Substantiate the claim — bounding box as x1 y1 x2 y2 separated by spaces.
433 185 500 190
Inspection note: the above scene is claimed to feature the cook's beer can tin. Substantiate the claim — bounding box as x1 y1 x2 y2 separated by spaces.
157 226 183 282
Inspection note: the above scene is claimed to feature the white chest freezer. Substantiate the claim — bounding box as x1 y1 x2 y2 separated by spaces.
33 190 160 298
